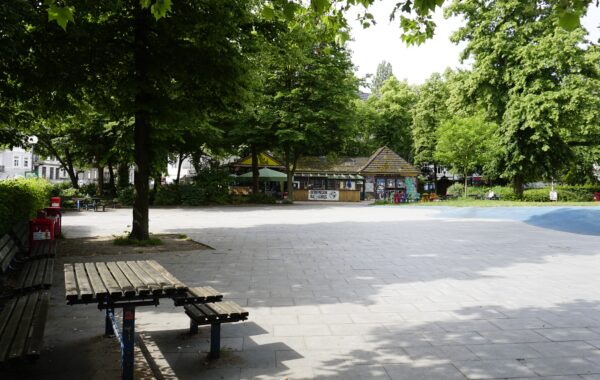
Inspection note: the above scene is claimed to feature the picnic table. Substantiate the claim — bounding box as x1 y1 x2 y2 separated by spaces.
64 260 221 380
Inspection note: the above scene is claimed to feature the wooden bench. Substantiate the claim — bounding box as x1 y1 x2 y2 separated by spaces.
0 233 54 297
184 298 249 359
0 290 49 363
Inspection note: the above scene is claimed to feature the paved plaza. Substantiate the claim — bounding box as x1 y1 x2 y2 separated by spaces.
9 203 600 379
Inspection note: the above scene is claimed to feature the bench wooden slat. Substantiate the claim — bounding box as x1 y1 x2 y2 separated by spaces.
64 264 79 302
116 262 150 296
0 298 17 338
8 292 38 359
136 261 175 294
126 261 162 295
106 262 136 297
42 259 54 288
23 260 40 290
185 301 249 326
26 291 49 357
0 242 18 273
205 302 231 319
185 303 219 323
84 262 108 299
95 262 122 298
74 263 93 301
147 260 187 291
221 301 249 317
213 301 240 317
189 287 223 302
0 295 27 361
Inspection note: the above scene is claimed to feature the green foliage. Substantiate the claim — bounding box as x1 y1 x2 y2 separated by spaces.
79 183 98 197
369 77 417 159
0 178 52 236
446 184 599 202
412 72 450 165
434 115 495 182
154 185 181 206
117 186 135 206
370 61 394 98
447 0 600 194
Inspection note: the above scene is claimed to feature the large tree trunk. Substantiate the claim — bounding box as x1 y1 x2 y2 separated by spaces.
97 165 104 196
512 174 524 199
131 6 151 241
175 153 184 185
463 173 468 198
107 161 116 197
251 145 259 194
284 149 297 202
433 163 439 195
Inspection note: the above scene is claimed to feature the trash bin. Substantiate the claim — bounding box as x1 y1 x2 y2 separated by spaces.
51 196 61 208
45 207 62 237
29 213 55 253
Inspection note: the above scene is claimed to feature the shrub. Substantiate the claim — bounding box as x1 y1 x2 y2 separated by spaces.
80 183 98 197
246 193 277 204
0 178 52 235
491 186 518 200
154 184 181 206
522 188 550 202
446 183 465 197
117 186 135 206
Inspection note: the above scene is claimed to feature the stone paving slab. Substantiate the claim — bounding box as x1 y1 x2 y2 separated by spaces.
4 204 600 379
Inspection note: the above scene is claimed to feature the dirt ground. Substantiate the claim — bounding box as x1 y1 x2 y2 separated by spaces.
57 234 212 257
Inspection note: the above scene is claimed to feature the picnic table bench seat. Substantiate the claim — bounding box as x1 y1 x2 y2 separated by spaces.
0 290 49 363
185 299 249 359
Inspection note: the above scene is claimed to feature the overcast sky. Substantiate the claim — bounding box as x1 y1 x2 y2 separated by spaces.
348 3 600 86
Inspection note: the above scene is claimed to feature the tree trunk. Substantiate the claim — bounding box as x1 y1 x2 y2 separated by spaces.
130 5 151 241
463 174 468 198
175 153 184 185
284 149 297 202
512 174 524 199
97 165 104 196
251 145 259 194
117 163 130 189
107 161 116 197
43 141 79 188
433 163 439 195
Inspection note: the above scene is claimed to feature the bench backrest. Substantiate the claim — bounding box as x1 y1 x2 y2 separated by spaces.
0 234 19 273
10 222 29 253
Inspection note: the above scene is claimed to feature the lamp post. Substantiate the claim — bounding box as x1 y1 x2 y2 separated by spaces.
27 135 38 177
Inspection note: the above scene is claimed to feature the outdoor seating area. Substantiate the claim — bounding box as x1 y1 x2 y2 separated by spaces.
64 260 249 380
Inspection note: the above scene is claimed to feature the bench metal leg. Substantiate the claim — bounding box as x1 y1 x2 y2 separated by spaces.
209 323 221 359
105 308 114 335
190 319 199 335
122 305 135 380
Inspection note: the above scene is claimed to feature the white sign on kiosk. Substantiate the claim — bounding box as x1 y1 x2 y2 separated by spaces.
308 190 339 201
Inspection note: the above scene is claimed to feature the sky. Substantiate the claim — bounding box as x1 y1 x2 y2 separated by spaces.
347 3 600 86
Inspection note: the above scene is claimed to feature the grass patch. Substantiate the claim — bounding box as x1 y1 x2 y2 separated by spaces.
375 199 600 207
113 234 164 246
176 234 188 240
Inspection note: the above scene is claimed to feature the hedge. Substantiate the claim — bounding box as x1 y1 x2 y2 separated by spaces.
0 178 52 236
447 184 600 202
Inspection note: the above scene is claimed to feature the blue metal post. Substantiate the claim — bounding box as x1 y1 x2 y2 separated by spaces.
122 305 135 380
209 323 221 359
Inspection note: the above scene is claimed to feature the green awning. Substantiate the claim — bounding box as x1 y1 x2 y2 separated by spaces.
238 167 287 182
